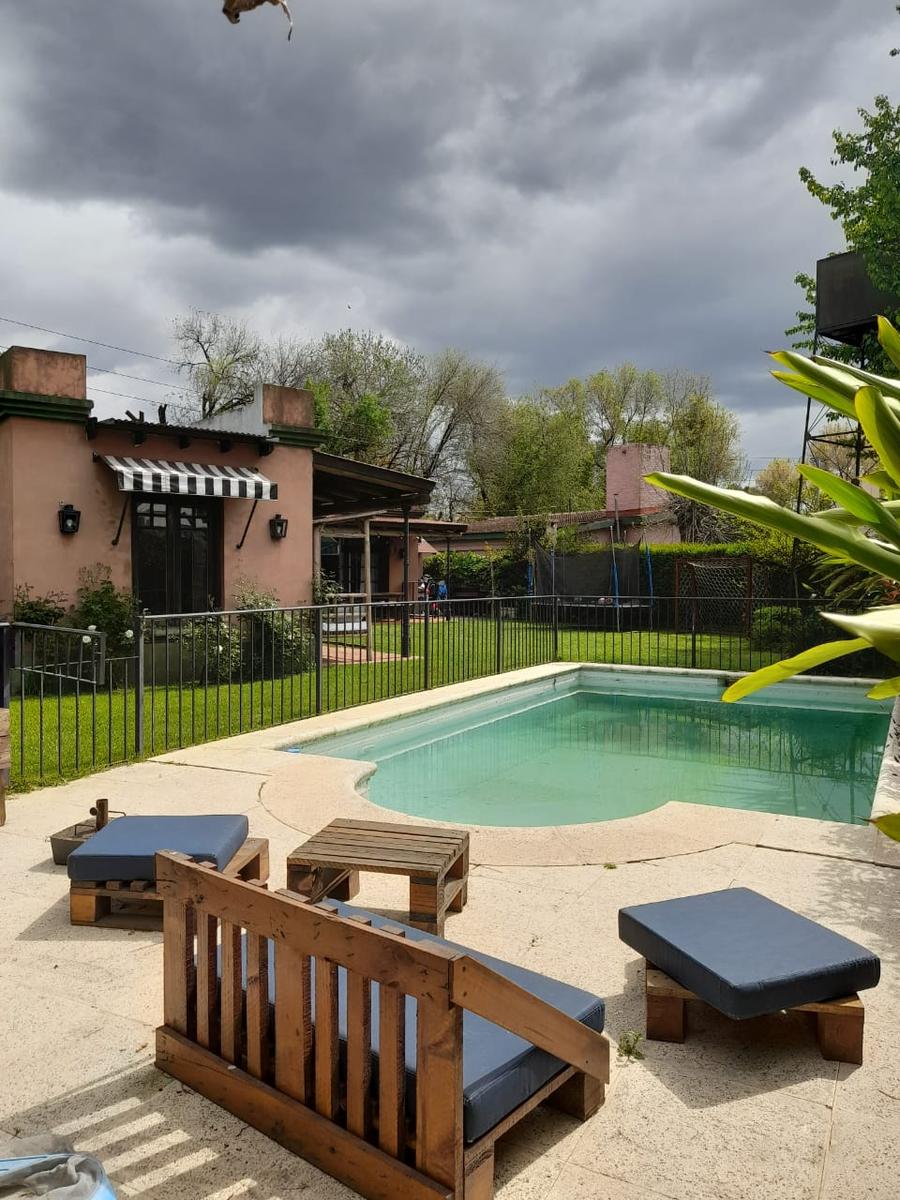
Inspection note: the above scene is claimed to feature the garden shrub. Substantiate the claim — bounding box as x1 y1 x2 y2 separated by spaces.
13 584 67 626
180 582 313 683
235 581 312 677
750 605 811 650
71 565 136 655
178 613 243 684
313 569 341 605
422 550 528 597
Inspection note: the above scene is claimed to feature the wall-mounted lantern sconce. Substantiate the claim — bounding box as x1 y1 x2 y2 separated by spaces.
269 513 289 541
58 504 81 535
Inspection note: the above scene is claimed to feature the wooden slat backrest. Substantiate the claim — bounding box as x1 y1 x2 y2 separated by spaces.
274 944 313 1103
156 852 456 995
345 914 374 1139
195 909 218 1050
246 933 270 1080
157 851 462 1181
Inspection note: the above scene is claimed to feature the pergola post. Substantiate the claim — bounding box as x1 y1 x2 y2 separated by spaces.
362 517 374 663
312 524 322 599
401 503 411 658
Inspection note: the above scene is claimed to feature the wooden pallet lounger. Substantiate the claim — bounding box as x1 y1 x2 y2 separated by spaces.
154 851 610 1200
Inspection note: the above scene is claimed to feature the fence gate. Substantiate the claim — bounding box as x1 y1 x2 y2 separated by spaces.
0 621 140 785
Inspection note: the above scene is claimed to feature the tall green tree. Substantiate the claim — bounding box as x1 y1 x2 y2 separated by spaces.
470 396 596 517
172 312 504 510
789 94 900 374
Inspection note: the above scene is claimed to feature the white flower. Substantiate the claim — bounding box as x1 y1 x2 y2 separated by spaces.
124 629 134 640
82 635 92 645
87 624 97 632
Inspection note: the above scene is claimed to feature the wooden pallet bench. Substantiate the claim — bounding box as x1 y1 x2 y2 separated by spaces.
70 837 268 928
286 818 469 935
645 965 866 1064
618 888 878 1067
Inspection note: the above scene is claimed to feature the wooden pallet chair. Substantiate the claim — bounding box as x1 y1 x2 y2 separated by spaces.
155 851 610 1200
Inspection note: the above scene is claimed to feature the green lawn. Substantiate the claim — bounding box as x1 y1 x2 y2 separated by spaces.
7 617 780 790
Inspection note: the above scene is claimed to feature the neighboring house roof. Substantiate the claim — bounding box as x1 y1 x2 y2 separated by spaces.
460 507 668 536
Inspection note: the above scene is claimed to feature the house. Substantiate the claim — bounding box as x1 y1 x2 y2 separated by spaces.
0 345 444 618
450 444 681 554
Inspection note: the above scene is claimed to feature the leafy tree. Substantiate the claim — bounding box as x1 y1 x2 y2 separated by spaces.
470 396 596 517
171 313 504 510
533 366 742 539
789 94 900 375
753 458 799 508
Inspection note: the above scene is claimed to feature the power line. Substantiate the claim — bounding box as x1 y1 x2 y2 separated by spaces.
1 341 190 394
87 385 166 403
0 315 182 366
86 365 189 392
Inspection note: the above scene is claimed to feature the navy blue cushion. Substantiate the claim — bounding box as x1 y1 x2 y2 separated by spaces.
67 815 249 883
228 902 604 1144
619 887 880 1020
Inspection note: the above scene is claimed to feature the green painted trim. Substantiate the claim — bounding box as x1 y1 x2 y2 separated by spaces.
0 390 92 424
269 423 329 448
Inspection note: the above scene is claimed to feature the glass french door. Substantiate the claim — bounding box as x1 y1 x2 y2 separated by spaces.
132 497 222 614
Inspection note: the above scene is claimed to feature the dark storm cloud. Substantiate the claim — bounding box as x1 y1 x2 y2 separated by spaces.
0 0 897 461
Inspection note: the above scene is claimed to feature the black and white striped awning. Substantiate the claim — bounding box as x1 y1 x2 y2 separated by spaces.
99 456 277 500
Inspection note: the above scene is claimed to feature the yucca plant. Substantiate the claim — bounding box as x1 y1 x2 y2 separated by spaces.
647 316 900 843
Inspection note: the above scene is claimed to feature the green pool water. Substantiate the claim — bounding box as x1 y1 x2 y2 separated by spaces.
294 678 891 827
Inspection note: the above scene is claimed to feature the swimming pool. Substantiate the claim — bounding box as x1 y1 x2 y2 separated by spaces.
291 671 892 827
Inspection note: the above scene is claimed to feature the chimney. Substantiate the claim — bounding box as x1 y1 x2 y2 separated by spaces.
261 384 315 429
0 346 87 400
605 444 671 513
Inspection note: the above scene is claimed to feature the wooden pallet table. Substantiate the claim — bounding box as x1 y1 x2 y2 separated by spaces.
286 818 469 935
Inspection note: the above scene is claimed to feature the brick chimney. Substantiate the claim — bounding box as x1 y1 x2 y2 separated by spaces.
605 444 671 513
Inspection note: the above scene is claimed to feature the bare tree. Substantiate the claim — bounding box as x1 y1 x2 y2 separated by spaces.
173 310 262 419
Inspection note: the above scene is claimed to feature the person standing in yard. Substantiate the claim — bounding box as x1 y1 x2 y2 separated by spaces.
437 578 450 619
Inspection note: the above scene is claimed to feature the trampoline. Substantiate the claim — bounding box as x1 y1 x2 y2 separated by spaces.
533 543 655 631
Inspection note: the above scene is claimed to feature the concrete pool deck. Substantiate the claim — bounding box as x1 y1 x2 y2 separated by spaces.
1 665 898 1198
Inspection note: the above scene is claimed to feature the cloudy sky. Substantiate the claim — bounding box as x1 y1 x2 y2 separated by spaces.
1 1 897 473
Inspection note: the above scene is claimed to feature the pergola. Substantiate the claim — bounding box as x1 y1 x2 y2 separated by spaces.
312 452 466 655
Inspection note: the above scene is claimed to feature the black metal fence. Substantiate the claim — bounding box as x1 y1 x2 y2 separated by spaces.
0 594 881 788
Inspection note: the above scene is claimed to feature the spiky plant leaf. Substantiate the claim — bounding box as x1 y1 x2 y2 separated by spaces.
720 638 871 703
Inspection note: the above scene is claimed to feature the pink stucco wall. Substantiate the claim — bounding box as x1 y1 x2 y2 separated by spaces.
0 418 314 617
6 418 127 616
220 441 313 607
0 425 13 618
605 444 671 512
